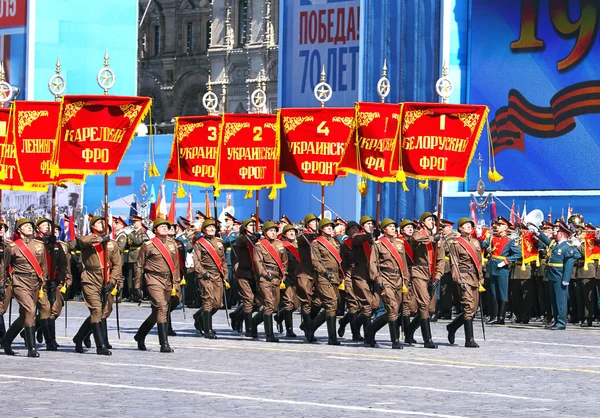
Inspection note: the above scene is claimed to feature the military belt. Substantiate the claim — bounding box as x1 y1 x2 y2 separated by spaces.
459 267 476 273
85 267 103 272
146 271 172 278
381 267 400 274
547 263 564 267
492 255 508 263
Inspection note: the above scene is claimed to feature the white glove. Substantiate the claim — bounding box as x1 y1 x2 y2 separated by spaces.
528 225 539 234
475 226 482 238
571 238 581 247
497 261 506 268
561 281 569 287
595 228 600 240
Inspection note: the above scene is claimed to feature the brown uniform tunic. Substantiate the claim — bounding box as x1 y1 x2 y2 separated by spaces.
125 228 146 293
0 237 48 328
311 235 342 316
134 236 181 324
448 236 483 320
282 239 300 311
352 232 380 316
38 237 68 320
79 234 122 323
399 234 417 317
254 239 288 316
0 239 13 316
410 229 445 319
193 236 228 312
233 234 257 314
50 241 73 319
341 237 359 314
369 236 410 321
296 231 318 315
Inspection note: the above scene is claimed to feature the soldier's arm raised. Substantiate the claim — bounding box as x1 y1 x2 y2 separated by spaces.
79 234 101 248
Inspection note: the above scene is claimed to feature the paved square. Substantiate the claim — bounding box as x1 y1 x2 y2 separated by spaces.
1 301 598 417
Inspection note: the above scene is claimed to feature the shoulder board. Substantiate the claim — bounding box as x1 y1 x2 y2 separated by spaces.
143 241 153 247
8 242 15 247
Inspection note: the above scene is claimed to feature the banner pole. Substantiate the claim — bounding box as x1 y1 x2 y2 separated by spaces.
434 61 452 230
376 183 381 225
255 190 260 229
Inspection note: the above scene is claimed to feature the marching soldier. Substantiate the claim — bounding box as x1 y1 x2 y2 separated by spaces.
405 212 444 349
124 215 146 300
35 218 68 351
1 218 48 357
132 218 181 352
49 224 73 346
446 218 484 348
366 218 410 349
309 218 343 345
398 219 418 344
479 217 521 325
530 221 580 329
437 219 455 320
351 216 380 340
193 218 229 339
0 220 11 340
72 216 121 355
280 224 300 337
251 221 288 342
534 222 554 324
296 214 320 342
337 221 363 341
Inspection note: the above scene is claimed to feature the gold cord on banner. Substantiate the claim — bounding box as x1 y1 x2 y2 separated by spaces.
486 118 503 182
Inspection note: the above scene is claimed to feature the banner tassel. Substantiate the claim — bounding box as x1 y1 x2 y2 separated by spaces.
176 183 187 198
418 180 429 190
396 169 409 192
268 187 277 200
244 190 253 199
213 188 220 198
358 178 368 197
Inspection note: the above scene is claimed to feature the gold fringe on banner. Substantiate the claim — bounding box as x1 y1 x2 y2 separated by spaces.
244 190 253 199
268 187 277 200
418 180 429 190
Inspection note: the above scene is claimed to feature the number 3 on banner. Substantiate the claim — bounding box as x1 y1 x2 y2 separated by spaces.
317 121 329 136
253 126 262 141
208 126 217 141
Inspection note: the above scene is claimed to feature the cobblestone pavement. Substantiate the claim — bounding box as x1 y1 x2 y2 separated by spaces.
1 301 599 417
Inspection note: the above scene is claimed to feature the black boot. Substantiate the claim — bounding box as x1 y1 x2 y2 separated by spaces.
365 314 387 348
274 310 284 334
203 310 217 339
327 315 341 345
72 318 91 354
491 302 506 325
42 319 58 351
158 323 174 352
309 311 326 342
230 305 243 332
349 313 363 341
251 311 264 340
193 308 204 333
244 312 253 337
301 312 315 342
91 322 112 355
404 316 419 345
134 317 154 351
36 323 43 344
446 313 464 345
421 318 438 349
337 312 350 337
284 310 296 337
0 315 5 340
487 299 498 324
49 318 59 349
101 318 112 349
25 326 40 358
264 314 279 343
167 313 176 336
2 321 22 356
464 319 479 348
389 320 402 349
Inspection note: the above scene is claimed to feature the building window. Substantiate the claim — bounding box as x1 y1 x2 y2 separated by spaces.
237 0 248 47
154 25 161 56
186 21 194 54
206 21 212 50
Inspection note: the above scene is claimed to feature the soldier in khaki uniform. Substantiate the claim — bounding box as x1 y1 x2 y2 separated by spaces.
435 219 455 320
366 218 410 349
72 216 121 356
280 224 300 337
124 215 146 299
446 218 484 348
0 220 11 340
296 214 319 342
309 218 344 345
35 218 68 351
193 219 229 339
49 224 73 343
406 212 445 349
132 218 180 353
397 219 419 343
1 218 48 357
337 221 363 341
251 221 288 342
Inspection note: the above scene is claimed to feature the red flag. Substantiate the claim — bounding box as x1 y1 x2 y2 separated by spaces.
470 202 478 224
490 200 497 222
69 212 75 240
167 191 176 223
149 202 157 221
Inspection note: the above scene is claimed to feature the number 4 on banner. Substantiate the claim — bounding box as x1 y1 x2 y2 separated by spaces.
317 121 329 136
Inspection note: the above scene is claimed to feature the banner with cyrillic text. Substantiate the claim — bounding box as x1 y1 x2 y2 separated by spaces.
339 102 400 182
278 107 355 185
216 114 284 191
165 115 221 187
400 103 489 181
52 95 151 176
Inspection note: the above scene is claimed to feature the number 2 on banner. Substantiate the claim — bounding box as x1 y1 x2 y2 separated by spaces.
208 126 217 141
317 121 329 136
253 126 262 141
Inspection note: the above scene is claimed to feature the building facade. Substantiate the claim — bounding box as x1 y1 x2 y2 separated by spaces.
138 0 279 126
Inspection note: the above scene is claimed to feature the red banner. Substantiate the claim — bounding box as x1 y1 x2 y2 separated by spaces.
0 107 44 191
216 113 284 191
584 232 600 264
339 102 400 182
400 102 489 181
278 107 355 185
521 231 539 266
165 115 221 187
12 101 84 185
52 95 151 176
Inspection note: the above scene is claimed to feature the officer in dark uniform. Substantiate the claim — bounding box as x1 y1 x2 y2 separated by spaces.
125 215 147 299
